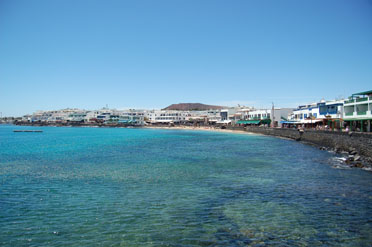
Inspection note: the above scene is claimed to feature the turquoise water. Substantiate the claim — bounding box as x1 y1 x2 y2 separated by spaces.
0 125 371 246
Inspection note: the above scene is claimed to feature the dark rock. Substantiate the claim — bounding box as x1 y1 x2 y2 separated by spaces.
350 150 358 155
241 127 372 168
366 157 372 163
354 163 364 168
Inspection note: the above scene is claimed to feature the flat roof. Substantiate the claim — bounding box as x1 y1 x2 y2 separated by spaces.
352 90 372 96
344 118 372 121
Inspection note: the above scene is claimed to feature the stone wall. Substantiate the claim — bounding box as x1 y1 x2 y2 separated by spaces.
227 126 372 159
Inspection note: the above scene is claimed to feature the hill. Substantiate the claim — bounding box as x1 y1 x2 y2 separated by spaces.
162 103 224 111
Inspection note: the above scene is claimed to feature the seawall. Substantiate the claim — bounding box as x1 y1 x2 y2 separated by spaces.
227 126 372 161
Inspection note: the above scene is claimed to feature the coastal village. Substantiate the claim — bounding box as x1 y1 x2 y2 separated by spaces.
5 89 372 133
2 1 372 245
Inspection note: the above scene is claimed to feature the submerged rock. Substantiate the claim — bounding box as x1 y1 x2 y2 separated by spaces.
352 162 364 168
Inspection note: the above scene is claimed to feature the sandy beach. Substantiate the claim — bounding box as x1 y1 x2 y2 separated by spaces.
144 125 255 135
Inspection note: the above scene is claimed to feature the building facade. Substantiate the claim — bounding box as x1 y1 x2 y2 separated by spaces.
343 90 372 132
288 99 344 129
146 110 188 124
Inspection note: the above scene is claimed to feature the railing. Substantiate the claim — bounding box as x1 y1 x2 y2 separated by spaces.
356 97 368 102
344 99 354 104
357 111 367 115
345 112 354 116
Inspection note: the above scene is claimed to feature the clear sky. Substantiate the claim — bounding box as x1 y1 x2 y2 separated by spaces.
0 0 371 116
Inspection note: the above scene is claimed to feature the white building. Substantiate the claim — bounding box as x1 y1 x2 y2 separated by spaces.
118 109 145 126
288 99 344 129
241 109 272 126
237 108 293 127
187 110 221 124
343 90 372 132
68 111 88 122
146 110 188 124
218 108 237 124
289 103 320 123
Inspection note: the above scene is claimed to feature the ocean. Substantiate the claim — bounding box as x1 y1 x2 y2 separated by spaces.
0 125 371 246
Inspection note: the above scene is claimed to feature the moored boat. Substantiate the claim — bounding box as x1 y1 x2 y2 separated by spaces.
13 130 43 133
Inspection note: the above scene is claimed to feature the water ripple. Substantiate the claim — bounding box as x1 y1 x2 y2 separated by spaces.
0 126 371 246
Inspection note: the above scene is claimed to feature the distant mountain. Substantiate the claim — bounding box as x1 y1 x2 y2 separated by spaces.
162 103 225 111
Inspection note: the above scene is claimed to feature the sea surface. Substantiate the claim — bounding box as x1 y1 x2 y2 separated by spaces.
0 125 371 246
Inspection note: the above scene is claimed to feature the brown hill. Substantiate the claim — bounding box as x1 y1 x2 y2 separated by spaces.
162 103 224 111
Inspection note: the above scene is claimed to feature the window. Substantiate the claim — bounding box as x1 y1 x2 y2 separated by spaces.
319 106 327 115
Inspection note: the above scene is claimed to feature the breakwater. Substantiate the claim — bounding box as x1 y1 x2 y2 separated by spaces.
227 126 372 165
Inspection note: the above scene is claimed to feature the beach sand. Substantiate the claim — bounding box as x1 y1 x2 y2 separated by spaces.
144 125 255 135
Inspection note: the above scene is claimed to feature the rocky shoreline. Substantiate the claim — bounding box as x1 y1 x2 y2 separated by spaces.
318 145 372 171
233 126 372 172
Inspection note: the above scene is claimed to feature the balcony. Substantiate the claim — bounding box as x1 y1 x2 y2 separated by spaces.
357 111 367 115
247 117 271 121
356 97 368 102
345 112 354 116
344 99 354 104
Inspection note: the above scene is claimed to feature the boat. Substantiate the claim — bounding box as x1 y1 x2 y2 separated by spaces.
13 130 43 133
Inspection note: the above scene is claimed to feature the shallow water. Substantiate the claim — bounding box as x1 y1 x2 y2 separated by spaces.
0 125 371 246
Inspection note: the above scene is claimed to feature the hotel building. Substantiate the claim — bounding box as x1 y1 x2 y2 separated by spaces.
343 90 372 132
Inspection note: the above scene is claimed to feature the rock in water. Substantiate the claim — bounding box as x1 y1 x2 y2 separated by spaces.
355 163 364 168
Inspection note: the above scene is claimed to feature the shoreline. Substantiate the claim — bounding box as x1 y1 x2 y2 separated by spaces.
143 125 257 135
12 122 258 136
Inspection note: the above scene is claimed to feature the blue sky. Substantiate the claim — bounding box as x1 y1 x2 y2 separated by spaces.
0 0 371 116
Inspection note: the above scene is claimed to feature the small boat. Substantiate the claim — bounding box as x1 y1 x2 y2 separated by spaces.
13 130 43 133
